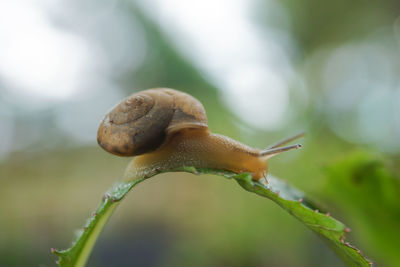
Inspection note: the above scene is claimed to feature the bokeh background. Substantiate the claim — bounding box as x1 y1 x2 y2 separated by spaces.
1 0 400 266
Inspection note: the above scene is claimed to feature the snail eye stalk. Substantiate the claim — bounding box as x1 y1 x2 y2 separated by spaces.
260 144 302 158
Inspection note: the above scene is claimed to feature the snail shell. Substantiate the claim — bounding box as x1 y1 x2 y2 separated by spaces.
97 88 208 156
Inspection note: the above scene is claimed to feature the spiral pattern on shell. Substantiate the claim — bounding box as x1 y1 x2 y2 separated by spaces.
97 88 208 156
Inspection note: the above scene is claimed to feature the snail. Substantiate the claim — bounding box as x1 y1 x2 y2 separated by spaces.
97 88 303 181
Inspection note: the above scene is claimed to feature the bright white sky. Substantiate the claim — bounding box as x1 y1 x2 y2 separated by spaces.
138 0 294 130
0 0 293 130
0 1 90 101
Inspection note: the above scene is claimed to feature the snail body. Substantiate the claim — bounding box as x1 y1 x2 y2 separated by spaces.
97 88 302 181
124 128 269 180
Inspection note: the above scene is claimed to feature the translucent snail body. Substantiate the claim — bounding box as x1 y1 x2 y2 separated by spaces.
124 129 270 180
97 88 302 181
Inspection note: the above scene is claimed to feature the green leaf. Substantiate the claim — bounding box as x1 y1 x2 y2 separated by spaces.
323 151 400 266
52 178 145 267
52 167 372 267
179 168 372 267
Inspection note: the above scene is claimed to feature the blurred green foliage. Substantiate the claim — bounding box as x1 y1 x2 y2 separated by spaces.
277 0 400 54
0 0 400 266
323 151 400 266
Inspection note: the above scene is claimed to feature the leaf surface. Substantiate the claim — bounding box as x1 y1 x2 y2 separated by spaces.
53 167 372 267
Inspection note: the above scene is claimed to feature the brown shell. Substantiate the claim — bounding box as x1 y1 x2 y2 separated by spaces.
97 88 208 156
